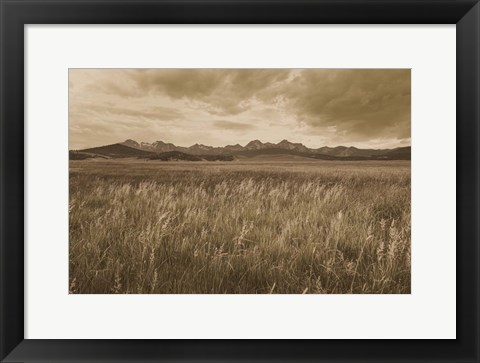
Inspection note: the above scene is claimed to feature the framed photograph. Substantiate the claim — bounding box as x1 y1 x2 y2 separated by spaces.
1 0 479 362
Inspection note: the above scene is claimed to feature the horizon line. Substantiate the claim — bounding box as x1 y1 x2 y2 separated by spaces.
73 138 411 151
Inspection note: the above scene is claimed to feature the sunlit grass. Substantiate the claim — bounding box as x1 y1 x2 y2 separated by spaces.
69 159 410 294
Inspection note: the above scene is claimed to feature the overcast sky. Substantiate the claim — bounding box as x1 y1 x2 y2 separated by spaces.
69 69 411 150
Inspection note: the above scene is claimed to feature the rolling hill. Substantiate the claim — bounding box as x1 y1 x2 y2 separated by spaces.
72 143 156 158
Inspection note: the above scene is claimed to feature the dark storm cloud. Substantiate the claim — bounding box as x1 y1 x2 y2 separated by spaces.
69 69 411 149
130 69 291 115
124 69 410 140
287 69 411 140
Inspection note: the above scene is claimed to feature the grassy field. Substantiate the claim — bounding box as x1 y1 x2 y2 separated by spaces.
69 158 411 294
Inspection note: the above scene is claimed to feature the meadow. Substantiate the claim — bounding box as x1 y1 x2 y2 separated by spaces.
69 158 411 294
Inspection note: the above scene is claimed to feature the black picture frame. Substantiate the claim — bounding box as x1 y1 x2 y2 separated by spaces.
1 0 479 362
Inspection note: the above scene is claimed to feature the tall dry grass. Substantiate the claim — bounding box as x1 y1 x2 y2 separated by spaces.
69 160 410 294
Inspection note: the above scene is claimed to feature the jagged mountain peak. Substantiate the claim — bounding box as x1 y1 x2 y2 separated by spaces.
122 139 140 148
110 138 410 160
190 143 213 149
245 139 265 149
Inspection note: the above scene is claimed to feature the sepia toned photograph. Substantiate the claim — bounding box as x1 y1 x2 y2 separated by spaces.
69 69 411 294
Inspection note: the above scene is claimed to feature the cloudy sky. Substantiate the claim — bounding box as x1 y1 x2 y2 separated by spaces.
69 69 410 150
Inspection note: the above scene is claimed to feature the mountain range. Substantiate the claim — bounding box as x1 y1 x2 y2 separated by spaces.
70 139 411 161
